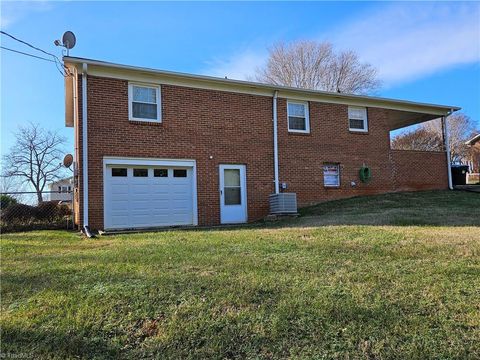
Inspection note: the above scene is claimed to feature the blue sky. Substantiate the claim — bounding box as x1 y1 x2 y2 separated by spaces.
1 1 479 157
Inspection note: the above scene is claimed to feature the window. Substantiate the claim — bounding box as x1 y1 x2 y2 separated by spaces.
133 168 148 177
348 106 368 132
128 83 161 122
323 164 340 187
287 101 309 133
112 168 127 177
154 169 168 177
173 169 187 178
224 169 241 205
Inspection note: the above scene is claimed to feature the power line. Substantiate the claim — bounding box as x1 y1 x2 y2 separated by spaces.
0 46 56 63
0 30 71 77
0 30 61 62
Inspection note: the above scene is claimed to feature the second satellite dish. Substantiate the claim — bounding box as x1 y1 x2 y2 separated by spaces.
63 154 73 168
62 31 76 50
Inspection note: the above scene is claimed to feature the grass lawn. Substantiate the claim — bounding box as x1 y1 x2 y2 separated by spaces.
1 191 479 359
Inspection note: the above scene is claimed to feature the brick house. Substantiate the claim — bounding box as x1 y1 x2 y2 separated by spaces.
465 134 480 173
63 57 460 232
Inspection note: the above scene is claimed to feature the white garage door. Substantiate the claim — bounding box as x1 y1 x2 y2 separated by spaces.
104 163 195 230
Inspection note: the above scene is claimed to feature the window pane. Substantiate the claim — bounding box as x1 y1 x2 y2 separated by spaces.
288 103 305 117
132 102 157 120
289 116 306 130
174 169 187 177
323 165 340 186
154 169 168 177
112 168 127 177
224 169 240 186
133 168 148 177
132 86 156 103
349 118 365 130
348 107 366 120
224 187 241 205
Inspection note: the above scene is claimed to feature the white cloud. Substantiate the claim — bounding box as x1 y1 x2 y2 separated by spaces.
1 1 52 29
328 2 480 86
202 3 479 86
200 49 267 81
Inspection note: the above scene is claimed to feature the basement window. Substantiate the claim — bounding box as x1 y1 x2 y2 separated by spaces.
348 106 368 132
129 83 161 122
323 164 340 187
287 101 310 133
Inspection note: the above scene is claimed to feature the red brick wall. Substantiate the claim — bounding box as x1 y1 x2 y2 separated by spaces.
277 101 396 206
74 75 449 229
77 75 274 229
390 150 448 191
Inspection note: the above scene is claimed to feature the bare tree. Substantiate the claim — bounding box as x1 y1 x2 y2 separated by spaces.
391 128 443 152
2 123 66 204
423 114 477 163
391 113 478 163
0 175 27 204
255 40 381 94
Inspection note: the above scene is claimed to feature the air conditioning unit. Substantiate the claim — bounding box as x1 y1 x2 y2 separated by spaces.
269 193 297 214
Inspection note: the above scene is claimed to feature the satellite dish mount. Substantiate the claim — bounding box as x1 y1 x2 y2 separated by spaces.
54 31 76 56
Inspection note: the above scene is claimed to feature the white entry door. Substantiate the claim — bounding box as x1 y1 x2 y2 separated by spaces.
219 164 247 224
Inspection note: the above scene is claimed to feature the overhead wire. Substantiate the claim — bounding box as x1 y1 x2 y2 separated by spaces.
0 30 72 76
0 46 56 63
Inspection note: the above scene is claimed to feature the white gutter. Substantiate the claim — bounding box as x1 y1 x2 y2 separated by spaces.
82 63 89 228
443 113 453 190
273 91 279 194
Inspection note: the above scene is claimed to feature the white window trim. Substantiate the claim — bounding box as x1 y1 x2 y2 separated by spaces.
287 100 310 133
348 106 368 132
128 82 162 122
323 164 341 188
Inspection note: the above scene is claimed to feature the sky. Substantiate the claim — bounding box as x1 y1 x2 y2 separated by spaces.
1 1 479 158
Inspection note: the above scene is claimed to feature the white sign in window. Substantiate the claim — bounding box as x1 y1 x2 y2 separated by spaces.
323 164 340 187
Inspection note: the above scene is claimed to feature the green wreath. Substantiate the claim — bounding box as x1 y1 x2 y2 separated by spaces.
359 166 372 183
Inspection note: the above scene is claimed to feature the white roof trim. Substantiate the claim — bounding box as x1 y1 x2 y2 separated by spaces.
64 56 461 116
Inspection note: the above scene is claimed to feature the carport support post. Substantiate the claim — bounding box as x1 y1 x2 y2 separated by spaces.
442 114 453 190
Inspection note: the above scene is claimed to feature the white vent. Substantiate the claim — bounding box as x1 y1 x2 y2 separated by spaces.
269 193 297 214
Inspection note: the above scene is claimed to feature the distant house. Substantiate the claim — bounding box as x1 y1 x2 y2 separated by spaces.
48 177 73 202
465 134 480 173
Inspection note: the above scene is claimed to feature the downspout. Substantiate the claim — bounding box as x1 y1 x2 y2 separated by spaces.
273 91 280 194
81 63 93 237
443 113 453 190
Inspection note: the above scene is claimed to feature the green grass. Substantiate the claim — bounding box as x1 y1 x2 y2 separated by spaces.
1 191 480 359
297 190 480 226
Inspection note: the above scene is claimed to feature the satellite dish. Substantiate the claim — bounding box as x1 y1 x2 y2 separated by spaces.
62 31 76 50
63 154 73 168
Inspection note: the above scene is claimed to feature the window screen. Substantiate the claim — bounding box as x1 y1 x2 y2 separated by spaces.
348 107 368 131
287 101 309 132
223 169 241 205
130 84 159 121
